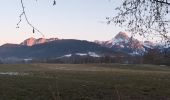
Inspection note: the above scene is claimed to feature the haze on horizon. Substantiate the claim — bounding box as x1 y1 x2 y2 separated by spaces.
0 0 129 45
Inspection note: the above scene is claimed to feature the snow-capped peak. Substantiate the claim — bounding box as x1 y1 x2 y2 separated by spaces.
109 32 129 46
95 32 146 54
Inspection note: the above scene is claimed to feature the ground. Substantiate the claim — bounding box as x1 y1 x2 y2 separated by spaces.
0 63 170 100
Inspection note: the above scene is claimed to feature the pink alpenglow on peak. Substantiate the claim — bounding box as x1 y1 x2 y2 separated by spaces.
36 38 46 44
21 37 36 46
114 32 129 40
21 37 59 46
95 31 145 51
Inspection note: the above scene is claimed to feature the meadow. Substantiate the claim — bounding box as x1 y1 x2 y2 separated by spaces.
0 63 170 100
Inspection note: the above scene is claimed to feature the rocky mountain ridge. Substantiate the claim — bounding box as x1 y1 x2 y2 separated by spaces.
95 32 158 55
20 37 59 46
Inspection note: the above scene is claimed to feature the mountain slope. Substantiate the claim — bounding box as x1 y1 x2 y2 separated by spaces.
0 39 115 59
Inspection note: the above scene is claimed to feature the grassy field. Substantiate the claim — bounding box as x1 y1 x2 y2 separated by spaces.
0 64 170 100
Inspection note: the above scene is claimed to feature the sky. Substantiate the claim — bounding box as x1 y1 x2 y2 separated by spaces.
0 0 125 45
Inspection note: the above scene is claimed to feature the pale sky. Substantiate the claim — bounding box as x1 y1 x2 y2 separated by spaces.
0 0 126 45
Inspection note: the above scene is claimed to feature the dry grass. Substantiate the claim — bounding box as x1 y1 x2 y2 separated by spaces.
0 64 169 100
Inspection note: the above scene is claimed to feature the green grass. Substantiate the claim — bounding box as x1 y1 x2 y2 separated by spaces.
0 64 170 100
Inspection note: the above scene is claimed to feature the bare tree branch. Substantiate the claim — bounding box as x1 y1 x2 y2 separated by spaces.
109 0 170 43
154 0 170 5
17 0 44 37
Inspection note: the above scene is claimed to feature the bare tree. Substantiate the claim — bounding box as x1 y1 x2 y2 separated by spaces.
107 0 170 43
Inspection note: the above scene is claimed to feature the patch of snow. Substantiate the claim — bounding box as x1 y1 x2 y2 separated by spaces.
144 44 153 49
0 72 30 76
143 41 156 49
63 54 72 57
58 54 72 58
88 52 100 57
76 53 87 56
129 51 140 56
24 59 32 62
159 65 166 67
125 39 129 43
120 45 124 48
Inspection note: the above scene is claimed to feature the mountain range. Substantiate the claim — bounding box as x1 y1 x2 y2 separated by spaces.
0 32 169 62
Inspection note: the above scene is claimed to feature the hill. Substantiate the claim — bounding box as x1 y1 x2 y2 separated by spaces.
0 39 115 59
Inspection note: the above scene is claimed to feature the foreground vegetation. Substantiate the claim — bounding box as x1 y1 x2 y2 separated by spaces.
0 64 170 100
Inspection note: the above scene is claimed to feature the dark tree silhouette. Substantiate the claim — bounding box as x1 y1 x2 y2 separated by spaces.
143 48 161 64
107 0 170 42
